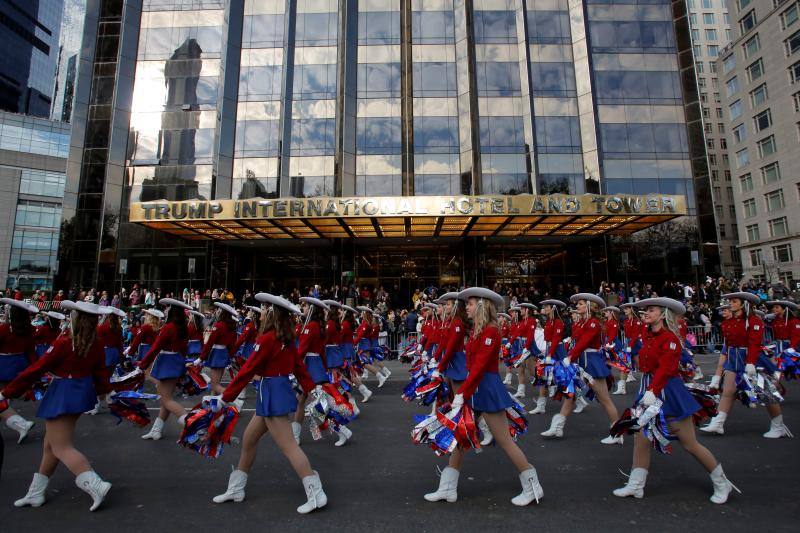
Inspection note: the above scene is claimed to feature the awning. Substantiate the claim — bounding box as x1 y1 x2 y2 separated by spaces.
128 194 686 241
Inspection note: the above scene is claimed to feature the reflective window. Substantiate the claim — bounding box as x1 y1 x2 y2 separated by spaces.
589 21 674 53
293 64 338 99
413 116 459 153
412 11 455 44
239 65 283 101
357 117 402 154
16 169 66 197
290 175 335 198
235 120 281 157
357 63 401 98
534 116 581 154
413 62 457 97
476 62 521 96
480 116 526 154
15 200 62 229
358 11 400 45
527 10 571 44
290 118 336 155
242 14 284 48
595 71 681 104
530 63 575 97
474 11 517 44
296 13 338 46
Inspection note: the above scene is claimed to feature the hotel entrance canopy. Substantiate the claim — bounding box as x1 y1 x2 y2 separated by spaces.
129 194 686 241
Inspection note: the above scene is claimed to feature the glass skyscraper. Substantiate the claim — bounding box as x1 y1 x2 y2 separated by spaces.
59 0 716 292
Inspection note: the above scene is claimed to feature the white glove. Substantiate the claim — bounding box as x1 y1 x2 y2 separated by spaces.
562 357 571 367
203 395 224 412
451 394 464 408
786 348 797 354
416 343 424 351
773 371 782 381
745 363 756 377
0 392 5 401
562 337 571 345
624 347 632 353
521 348 531 358
123 346 131 356
421 350 428 357
505 342 512 350
193 357 203 367
641 390 657 406
709 375 721 389
544 356 553 364
314 384 323 393
605 343 614 350
430 370 441 379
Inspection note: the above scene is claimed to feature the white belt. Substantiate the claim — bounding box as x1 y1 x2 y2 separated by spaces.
159 351 179 355
212 344 227 350
0 352 25 356
306 352 321 357
325 344 338 348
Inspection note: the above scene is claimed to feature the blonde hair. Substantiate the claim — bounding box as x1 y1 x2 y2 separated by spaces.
145 312 161 331
649 306 683 343
471 298 497 337
69 311 98 358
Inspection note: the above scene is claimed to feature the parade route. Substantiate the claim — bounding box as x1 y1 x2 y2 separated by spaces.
1 355 797 533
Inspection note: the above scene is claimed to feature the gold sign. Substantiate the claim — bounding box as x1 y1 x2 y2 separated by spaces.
130 194 686 222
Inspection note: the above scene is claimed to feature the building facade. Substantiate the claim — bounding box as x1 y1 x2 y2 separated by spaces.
0 111 70 292
719 0 800 286
688 0 743 278
0 0 64 118
58 0 717 296
51 0 89 123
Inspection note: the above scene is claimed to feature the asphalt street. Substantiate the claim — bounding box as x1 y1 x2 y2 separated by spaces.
0 353 797 533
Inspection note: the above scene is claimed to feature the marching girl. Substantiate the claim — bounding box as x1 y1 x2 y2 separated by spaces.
234 307 261 362
292 297 330 445
1 300 113 511
0 298 38 443
34 311 65 359
613 297 738 504
127 308 162 362
529 299 567 415
600 306 625 395
138 299 192 440
340 305 373 403
541 293 621 444
424 287 543 507
565 306 589 415
196 302 239 395
499 312 511 341
212 293 327 513
502 307 522 386
353 306 388 388
767 300 800 357
321 299 355 446
616 304 643 393
88 306 126 414
187 310 205 358
708 303 733 390
369 312 391 379
511 303 537 400
701 292 791 438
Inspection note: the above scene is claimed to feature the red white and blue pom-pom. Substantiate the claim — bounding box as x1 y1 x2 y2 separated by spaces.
177 365 210 397
684 382 719 424
610 399 673 454
507 349 532 369
605 346 633 374
403 374 450 406
398 343 420 363
178 398 240 458
305 385 356 440
23 376 51 401
775 347 800 380
505 402 528 439
412 403 480 456
110 367 145 393
109 391 160 427
551 360 592 401
736 371 785 408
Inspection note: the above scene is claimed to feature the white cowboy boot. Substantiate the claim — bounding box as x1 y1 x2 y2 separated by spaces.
763 415 793 438
291 421 303 445
478 417 493 446
700 412 726 435
511 467 544 506
212 469 248 503
512 384 525 399
613 468 648 498
14 473 49 507
141 417 164 440
358 384 372 402
349 397 360 416
540 414 566 438
75 471 112 511
612 380 626 395
377 372 387 388
361 369 369 380
528 397 546 415
6 414 35 444
297 471 327 514
626 373 637 382
334 425 352 447
709 464 740 504
424 467 459 502
601 433 624 445
503 373 513 385
573 396 589 414
381 366 391 378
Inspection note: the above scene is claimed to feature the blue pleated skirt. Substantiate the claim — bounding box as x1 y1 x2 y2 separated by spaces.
187 339 202 356
151 351 186 380
326 344 344 369
724 347 747 373
370 339 385 361
136 343 151 362
256 376 298 417
304 353 328 384
239 342 256 360
357 339 371 358
444 351 468 381
637 374 700 422
578 349 610 378
551 343 567 359
35 344 48 359
0 353 28 382
340 342 356 361
509 338 522 357
37 376 96 419
104 346 120 368
470 372 515 413
207 346 230 369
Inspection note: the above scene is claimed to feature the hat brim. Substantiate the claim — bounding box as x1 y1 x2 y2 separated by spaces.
569 293 606 308
214 302 240 318
0 298 38 314
255 293 302 314
159 298 192 311
633 297 686 315
457 288 505 309
299 297 329 311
